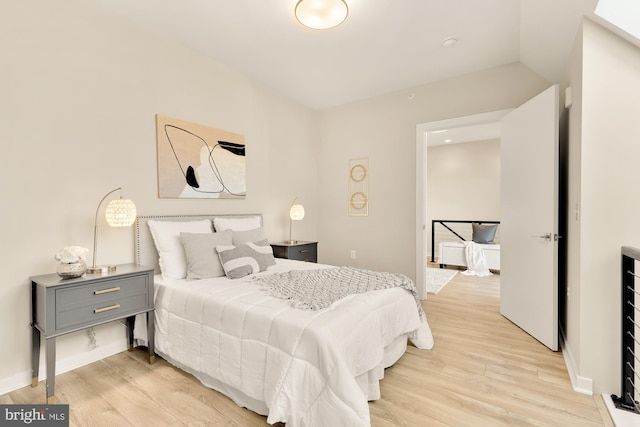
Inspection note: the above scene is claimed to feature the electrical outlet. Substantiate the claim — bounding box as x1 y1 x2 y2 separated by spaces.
350 250 356 259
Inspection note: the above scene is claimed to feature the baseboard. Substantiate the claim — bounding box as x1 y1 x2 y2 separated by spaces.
559 326 593 394
0 340 127 396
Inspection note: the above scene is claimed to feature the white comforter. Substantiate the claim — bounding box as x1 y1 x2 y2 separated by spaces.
145 259 433 426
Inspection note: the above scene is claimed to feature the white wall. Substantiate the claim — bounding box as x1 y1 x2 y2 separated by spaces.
564 18 640 394
427 139 501 257
0 0 318 394
562 17 585 391
316 63 549 278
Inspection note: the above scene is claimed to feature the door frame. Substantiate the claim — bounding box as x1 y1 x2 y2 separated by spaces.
415 109 513 299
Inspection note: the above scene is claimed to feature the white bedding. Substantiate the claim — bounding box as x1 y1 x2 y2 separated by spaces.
140 259 433 426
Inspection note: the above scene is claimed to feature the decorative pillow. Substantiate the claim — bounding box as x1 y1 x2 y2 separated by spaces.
472 223 498 244
147 220 213 279
180 230 233 279
213 216 261 232
232 227 267 246
216 239 276 279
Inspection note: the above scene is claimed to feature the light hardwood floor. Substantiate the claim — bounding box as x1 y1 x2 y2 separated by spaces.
2 269 615 426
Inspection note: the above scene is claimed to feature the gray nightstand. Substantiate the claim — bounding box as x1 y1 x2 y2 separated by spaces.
30 263 155 403
271 241 318 263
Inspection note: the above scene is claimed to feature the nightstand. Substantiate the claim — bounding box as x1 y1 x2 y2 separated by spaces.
30 263 155 403
271 241 318 263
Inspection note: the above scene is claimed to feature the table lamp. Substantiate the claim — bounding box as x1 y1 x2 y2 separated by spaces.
289 197 305 244
87 187 137 274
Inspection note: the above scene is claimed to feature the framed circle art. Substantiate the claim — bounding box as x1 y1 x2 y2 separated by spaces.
349 164 367 182
348 158 368 216
350 191 367 210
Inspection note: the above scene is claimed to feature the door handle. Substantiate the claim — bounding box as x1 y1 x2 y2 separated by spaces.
533 233 552 242
531 233 562 242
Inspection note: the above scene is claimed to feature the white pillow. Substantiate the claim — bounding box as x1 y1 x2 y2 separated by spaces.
232 227 267 245
148 220 213 279
213 216 261 232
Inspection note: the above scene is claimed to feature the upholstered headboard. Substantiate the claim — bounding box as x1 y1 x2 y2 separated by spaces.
135 214 263 274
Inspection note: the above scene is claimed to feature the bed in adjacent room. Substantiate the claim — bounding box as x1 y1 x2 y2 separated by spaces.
134 214 433 427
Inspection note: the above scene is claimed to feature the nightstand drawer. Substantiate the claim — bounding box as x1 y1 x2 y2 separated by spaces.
271 241 318 263
56 292 149 331
56 274 148 307
55 274 151 331
287 244 317 262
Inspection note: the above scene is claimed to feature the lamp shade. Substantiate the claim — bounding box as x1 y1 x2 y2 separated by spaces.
290 203 305 221
105 198 137 227
295 0 348 30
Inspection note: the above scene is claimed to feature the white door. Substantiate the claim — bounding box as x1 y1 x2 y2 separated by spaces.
500 85 559 351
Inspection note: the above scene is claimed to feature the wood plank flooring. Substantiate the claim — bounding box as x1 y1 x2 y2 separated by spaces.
3 268 614 426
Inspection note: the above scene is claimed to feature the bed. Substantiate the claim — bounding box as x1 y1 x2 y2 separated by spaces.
133 214 433 426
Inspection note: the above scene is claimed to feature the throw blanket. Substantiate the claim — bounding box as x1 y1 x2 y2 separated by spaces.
461 241 493 277
253 266 426 321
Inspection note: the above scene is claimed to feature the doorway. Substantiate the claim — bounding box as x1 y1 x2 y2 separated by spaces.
417 84 561 352
415 109 512 299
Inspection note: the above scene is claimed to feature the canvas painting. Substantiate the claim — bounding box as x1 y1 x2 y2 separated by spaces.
156 114 246 199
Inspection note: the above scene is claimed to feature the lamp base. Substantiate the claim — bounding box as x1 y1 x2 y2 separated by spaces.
87 265 117 274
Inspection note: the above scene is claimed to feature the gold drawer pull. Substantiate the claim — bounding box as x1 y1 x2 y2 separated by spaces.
94 304 120 314
299 249 309 254
94 287 121 295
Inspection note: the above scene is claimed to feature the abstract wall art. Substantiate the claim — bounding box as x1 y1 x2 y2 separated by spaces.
156 114 246 199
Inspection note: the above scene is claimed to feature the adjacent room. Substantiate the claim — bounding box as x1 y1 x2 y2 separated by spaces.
2 0 640 425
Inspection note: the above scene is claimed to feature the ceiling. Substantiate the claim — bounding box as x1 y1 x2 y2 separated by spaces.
427 122 501 146
93 0 600 110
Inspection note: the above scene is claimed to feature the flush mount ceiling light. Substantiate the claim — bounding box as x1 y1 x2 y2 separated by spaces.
295 0 348 30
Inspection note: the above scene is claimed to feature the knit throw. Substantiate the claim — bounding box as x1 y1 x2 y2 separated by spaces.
253 267 425 321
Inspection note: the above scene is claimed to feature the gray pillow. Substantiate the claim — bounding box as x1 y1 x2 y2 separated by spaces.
472 223 498 244
232 227 267 245
180 230 233 279
216 239 276 279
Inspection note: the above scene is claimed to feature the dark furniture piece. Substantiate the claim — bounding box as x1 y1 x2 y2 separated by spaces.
30 263 155 403
271 241 318 263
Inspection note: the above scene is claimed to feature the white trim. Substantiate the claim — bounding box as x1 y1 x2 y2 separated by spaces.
603 393 640 427
0 340 127 395
559 326 593 394
415 125 427 300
